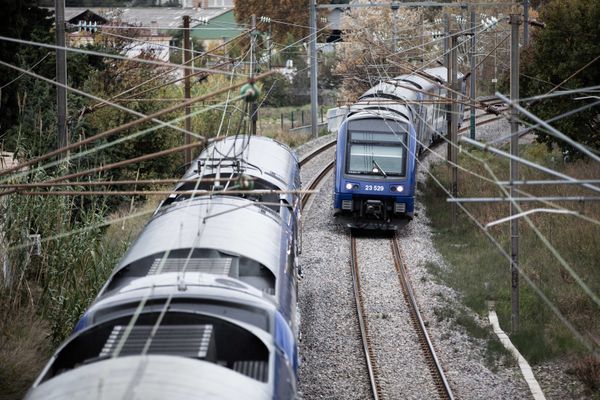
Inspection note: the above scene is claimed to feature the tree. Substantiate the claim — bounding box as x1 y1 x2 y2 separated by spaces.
334 6 424 101
520 0 600 158
0 0 54 137
233 0 314 43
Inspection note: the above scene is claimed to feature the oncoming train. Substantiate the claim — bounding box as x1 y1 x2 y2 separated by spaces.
333 67 464 229
26 136 302 400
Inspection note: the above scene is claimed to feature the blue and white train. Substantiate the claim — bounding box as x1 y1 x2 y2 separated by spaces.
26 136 302 400
333 67 464 229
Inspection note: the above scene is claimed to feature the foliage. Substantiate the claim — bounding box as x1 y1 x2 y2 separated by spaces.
0 172 124 342
233 0 312 43
259 73 294 107
334 6 424 101
0 0 54 137
520 0 600 159
421 142 600 389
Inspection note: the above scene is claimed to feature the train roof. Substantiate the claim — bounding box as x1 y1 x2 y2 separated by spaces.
31 307 276 396
27 355 272 400
424 66 451 82
347 100 413 123
394 72 442 93
182 135 299 192
109 196 287 296
88 273 275 330
360 80 420 103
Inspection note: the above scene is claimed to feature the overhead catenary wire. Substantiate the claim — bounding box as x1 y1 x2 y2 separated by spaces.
353 29 600 352
0 52 51 90
1 95 245 192
0 59 200 141
497 93 600 163
0 35 243 77
14 189 317 197
0 71 274 181
92 27 255 109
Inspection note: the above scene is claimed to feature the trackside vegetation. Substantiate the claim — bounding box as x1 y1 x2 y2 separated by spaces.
421 142 600 394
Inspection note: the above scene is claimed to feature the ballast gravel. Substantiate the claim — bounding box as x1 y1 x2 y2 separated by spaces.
298 173 371 400
296 121 589 399
355 236 438 398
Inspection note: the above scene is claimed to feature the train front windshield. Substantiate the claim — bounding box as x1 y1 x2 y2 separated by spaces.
345 119 408 177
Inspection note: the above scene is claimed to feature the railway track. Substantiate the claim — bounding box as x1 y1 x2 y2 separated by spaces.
301 159 334 210
297 102 504 398
299 138 336 168
349 232 454 399
390 235 454 400
350 234 384 400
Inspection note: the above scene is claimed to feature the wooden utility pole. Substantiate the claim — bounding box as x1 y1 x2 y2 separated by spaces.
509 13 521 333
183 15 192 165
55 0 68 154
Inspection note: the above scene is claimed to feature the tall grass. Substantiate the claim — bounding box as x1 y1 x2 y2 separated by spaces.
421 143 600 390
0 169 156 397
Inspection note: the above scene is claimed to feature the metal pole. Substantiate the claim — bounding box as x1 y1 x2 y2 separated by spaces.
183 15 192 164
421 12 425 66
494 29 498 92
509 13 521 334
444 15 451 161
392 1 399 54
251 14 257 136
444 32 454 161
310 0 318 138
469 8 476 140
450 33 458 226
444 14 450 70
55 0 68 155
268 23 272 70
523 0 530 46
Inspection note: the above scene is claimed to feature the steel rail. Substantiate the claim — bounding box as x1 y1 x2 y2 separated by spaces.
301 160 334 210
299 138 337 167
390 235 454 400
350 234 384 400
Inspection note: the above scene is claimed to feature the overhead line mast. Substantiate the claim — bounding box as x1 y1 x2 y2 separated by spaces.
55 0 68 156
310 0 318 138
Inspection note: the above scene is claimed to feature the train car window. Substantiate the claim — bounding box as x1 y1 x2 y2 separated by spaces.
344 118 408 177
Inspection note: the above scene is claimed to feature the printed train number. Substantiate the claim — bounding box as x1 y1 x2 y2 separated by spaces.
364 185 385 191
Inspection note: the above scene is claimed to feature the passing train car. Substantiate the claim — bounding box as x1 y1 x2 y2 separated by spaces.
333 67 464 230
26 136 302 400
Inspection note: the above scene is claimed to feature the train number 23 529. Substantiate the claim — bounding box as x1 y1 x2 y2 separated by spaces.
364 184 385 191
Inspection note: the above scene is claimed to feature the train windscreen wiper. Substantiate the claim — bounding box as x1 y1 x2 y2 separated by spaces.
372 159 388 177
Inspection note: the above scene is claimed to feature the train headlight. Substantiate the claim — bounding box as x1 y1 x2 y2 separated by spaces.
391 185 404 193
345 182 353 190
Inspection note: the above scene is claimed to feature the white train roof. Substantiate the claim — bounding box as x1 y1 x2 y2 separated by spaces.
94 273 274 310
117 196 285 279
183 135 300 191
360 81 420 102
26 355 271 400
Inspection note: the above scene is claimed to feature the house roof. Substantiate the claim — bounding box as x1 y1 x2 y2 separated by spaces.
61 7 231 29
